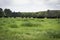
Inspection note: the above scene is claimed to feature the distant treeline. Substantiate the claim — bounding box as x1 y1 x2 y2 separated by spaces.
0 8 60 18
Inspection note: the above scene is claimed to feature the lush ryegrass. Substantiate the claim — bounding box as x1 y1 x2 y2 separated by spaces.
0 18 60 40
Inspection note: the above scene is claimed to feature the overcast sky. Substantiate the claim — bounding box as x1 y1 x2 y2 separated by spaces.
0 0 60 12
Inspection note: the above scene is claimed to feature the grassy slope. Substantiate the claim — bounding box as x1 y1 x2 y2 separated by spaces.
0 18 60 40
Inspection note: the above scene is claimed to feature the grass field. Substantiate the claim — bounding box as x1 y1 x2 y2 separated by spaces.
0 18 60 40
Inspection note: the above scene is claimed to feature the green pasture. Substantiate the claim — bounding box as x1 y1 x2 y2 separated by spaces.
0 18 60 40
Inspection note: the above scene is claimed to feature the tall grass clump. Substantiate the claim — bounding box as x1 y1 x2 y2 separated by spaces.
9 23 18 28
21 21 41 27
46 29 60 38
21 22 33 27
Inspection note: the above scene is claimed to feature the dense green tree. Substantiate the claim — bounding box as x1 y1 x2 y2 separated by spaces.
0 8 4 17
4 9 12 17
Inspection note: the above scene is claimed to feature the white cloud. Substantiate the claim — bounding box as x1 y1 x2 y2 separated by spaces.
48 0 59 3
0 0 12 6
0 0 60 12
12 0 31 5
32 0 47 5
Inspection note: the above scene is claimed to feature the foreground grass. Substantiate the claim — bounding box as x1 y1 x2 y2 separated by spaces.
0 18 60 40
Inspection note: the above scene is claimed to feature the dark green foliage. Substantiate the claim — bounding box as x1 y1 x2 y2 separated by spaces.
0 8 60 18
47 10 60 18
0 8 4 17
4 8 12 17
